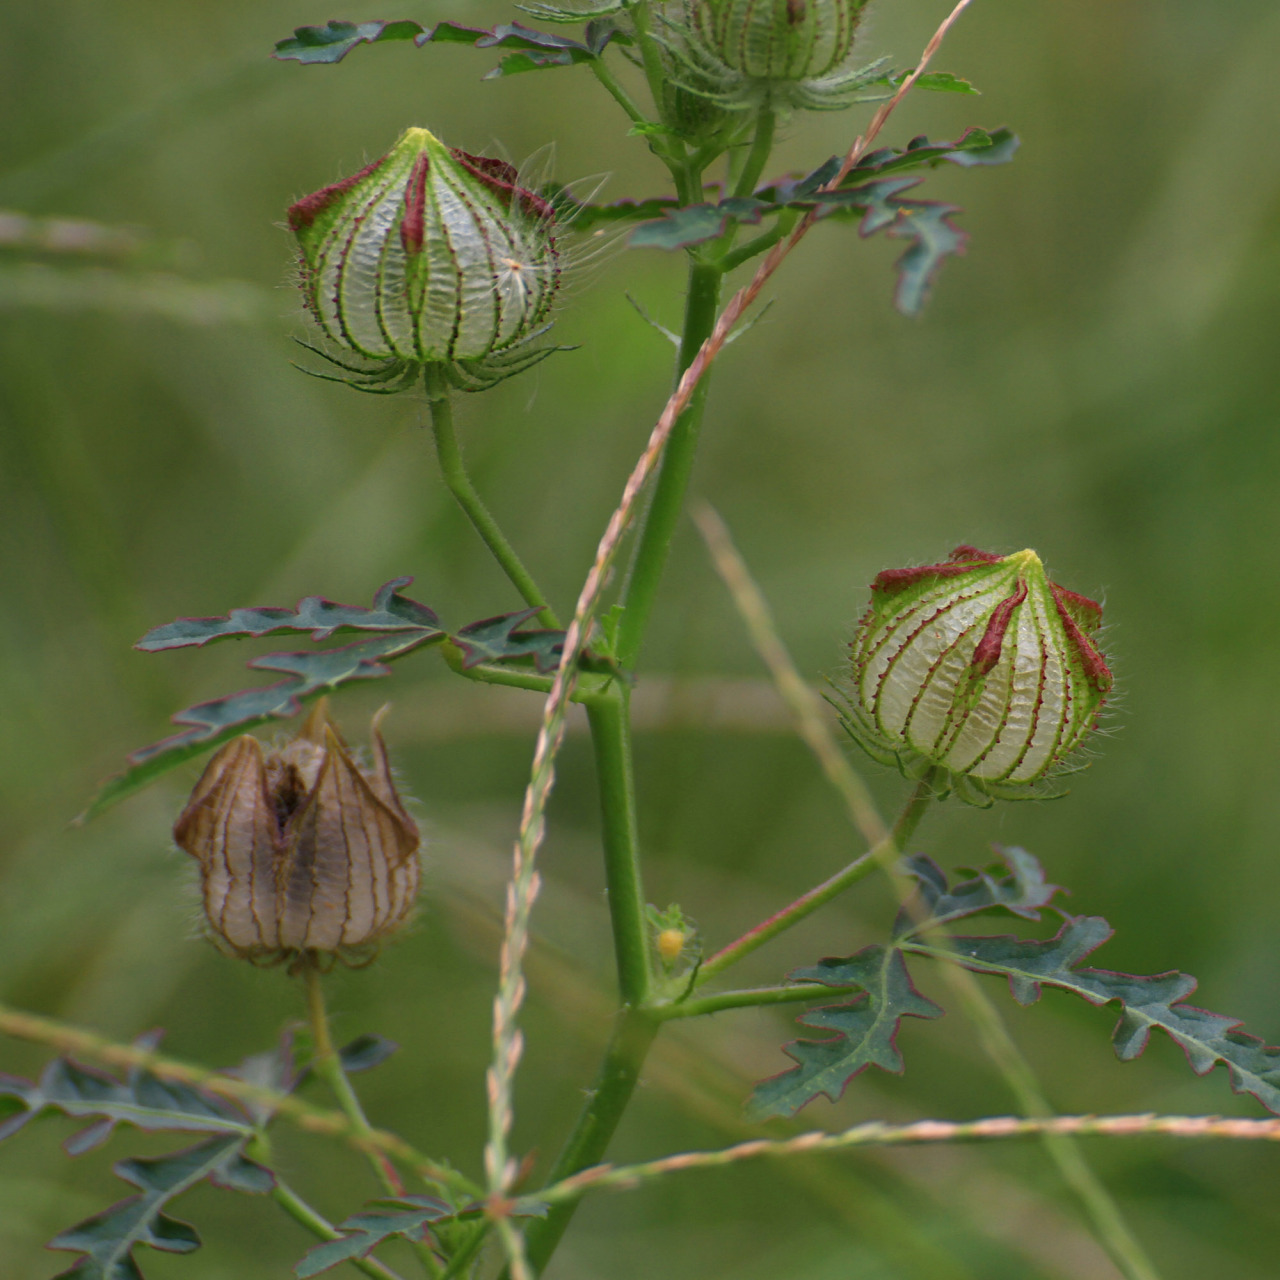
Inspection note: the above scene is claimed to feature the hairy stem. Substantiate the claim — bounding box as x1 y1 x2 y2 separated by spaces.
586 687 652 1007
616 258 723 667
657 982 853 1019
425 371 559 629
732 108 776 199
519 1007 660 1274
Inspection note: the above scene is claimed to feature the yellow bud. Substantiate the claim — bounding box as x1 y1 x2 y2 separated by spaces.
656 928 687 965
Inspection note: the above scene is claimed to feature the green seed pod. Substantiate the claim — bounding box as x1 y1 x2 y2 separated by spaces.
287 127 561 390
843 546 1113 802
660 0 882 115
174 702 420 963
691 0 865 82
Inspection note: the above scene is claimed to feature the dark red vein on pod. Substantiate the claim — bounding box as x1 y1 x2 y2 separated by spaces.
1050 584 1113 693
288 153 389 231
400 151 431 255
971 578 1027 677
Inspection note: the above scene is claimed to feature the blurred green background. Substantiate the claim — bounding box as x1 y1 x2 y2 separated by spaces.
2 0 1278 1276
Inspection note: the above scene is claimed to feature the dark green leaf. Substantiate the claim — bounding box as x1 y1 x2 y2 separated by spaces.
629 198 768 250
137 578 440 650
296 1201 454 1277
450 610 568 675
274 20 428 64
0 1055 250 1153
628 130 1016 313
339 1035 399 1075
747 947 943 1119
895 846 1063 936
49 1135 270 1280
908 918 1280 1115
543 186 679 232
794 177 967 315
892 70 979 94
273 17 625 77
81 628 443 822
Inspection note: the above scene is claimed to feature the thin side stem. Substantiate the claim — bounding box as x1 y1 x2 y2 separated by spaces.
518 1007 660 1274
657 983 851 1020
585 688 652 1007
271 1180 407 1280
589 58 650 127
695 776 933 985
624 0 676 127
717 219 789 274
731 108 776 199
425 374 559 630
616 259 723 667
303 964 449 1280
302 958 404 1199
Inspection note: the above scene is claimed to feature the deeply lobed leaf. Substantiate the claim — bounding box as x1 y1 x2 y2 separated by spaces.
747 947 942 1119
625 129 1018 314
894 846 1065 936
273 17 627 77
0 1054 251 1153
137 578 440 650
49 1135 271 1280
908 918 1280 1115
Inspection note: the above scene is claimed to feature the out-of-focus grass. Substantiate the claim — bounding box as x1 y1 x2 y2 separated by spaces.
1 1 1278 1277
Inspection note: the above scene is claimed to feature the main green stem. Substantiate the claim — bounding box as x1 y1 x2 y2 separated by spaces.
519 1007 659 1272
511 197 727 1280
586 688 652 1008
616 257 723 668
425 369 559 630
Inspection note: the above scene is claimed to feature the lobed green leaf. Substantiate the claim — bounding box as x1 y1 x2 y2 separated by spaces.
0 1052 251 1153
746 947 943 1119
295 1200 454 1277
625 130 1017 314
273 17 627 77
49 1135 271 1280
909 919 1280 1115
450 609 569 675
894 846 1064 935
137 577 440 650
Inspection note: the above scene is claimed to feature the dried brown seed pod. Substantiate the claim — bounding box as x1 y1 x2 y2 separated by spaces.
173 701 420 965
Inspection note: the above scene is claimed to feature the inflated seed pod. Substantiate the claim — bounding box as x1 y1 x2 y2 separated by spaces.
173 702 420 963
845 546 1112 799
287 127 560 371
690 0 868 82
